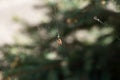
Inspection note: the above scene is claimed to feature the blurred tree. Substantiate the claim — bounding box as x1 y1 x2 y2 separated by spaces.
0 0 120 80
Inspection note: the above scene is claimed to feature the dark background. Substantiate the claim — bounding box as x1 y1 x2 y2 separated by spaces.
0 0 120 80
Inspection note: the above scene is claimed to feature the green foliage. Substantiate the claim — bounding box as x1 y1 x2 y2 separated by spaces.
1 0 120 80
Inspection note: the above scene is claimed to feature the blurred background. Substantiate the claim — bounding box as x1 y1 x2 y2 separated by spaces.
0 0 120 80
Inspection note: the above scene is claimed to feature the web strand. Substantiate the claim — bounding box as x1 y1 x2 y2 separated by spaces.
48 0 62 45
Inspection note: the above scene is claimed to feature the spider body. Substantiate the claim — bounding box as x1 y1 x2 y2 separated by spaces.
57 38 62 45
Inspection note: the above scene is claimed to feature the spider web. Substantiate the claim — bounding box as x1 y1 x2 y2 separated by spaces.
36 0 120 45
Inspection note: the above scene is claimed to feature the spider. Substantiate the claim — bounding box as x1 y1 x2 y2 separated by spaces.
57 34 62 45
